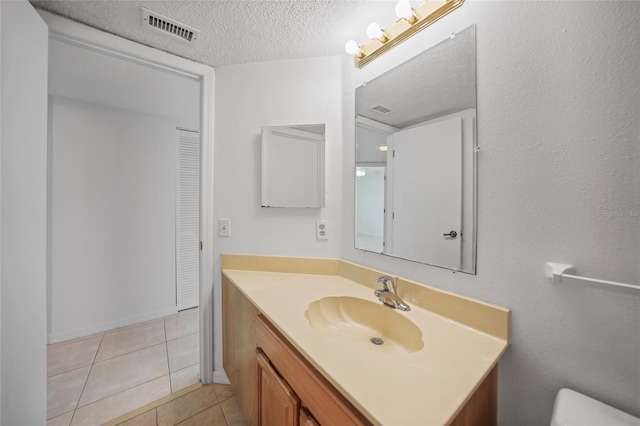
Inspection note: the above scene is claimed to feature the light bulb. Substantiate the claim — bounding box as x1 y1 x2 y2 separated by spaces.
378 145 388 152
366 22 383 40
345 40 361 55
395 0 413 20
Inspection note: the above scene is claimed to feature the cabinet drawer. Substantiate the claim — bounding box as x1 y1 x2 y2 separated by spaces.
256 314 370 426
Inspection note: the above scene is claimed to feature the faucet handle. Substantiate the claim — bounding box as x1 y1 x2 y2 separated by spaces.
376 275 393 291
377 275 399 293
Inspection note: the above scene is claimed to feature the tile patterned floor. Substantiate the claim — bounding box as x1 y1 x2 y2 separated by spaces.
47 308 200 425
113 383 247 426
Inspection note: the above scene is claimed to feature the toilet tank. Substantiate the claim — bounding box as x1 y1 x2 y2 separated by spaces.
551 388 640 426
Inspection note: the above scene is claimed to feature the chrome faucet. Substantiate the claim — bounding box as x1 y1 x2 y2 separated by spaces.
374 275 411 311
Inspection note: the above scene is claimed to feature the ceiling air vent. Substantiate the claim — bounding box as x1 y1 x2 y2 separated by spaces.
141 8 200 43
369 104 393 114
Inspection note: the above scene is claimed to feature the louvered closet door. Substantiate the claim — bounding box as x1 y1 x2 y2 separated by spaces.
177 129 200 310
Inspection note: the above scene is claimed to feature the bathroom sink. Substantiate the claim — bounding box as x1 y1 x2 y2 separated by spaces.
304 296 424 353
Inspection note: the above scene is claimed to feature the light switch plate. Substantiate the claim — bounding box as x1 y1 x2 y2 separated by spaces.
219 218 230 237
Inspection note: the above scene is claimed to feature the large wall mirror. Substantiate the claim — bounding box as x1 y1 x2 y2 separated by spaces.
354 25 477 273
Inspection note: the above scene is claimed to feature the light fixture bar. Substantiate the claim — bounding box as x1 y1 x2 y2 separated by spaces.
353 0 465 68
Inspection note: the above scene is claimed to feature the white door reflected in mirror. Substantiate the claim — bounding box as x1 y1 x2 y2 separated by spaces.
388 116 462 269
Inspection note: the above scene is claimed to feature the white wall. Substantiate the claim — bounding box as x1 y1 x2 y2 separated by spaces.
49 96 183 342
342 2 640 424
213 56 343 376
355 125 388 164
48 37 200 128
355 167 385 252
0 0 48 423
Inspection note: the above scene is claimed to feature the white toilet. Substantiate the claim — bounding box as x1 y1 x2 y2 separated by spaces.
551 388 640 426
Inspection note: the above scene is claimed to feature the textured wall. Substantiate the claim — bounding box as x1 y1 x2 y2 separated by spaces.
342 1 639 424
213 56 343 376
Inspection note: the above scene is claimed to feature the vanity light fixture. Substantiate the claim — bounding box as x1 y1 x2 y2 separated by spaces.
344 0 465 68
379 145 388 152
366 22 390 43
345 40 365 58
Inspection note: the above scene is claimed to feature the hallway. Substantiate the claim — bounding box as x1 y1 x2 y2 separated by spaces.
47 308 199 425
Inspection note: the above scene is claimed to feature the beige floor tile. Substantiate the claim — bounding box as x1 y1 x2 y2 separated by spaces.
156 384 218 426
71 376 170 426
47 411 74 426
163 308 197 321
167 333 199 373
177 404 226 426
221 396 248 426
170 363 200 393
47 366 91 419
117 408 157 426
213 384 235 403
79 343 169 407
105 318 164 335
164 309 198 341
48 335 102 377
95 320 166 362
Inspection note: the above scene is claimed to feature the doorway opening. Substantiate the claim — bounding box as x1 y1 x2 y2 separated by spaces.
43 11 214 424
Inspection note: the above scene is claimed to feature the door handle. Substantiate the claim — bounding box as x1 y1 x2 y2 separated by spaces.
443 230 458 238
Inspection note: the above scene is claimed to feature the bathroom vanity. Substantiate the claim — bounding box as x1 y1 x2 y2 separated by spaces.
221 254 511 425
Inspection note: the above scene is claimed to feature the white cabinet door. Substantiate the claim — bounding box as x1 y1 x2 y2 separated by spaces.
261 126 325 208
389 117 462 269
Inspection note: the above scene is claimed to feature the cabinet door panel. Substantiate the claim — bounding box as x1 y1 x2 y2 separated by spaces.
257 350 300 426
256 315 370 425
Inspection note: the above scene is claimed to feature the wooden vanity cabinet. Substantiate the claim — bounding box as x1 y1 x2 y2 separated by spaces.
300 408 320 426
222 274 368 426
223 273 498 426
257 349 300 426
222 274 258 425
256 314 370 426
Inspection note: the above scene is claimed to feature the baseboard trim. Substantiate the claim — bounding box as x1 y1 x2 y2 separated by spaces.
213 369 230 385
48 306 179 344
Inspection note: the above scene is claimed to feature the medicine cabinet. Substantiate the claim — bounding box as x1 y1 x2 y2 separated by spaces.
261 124 326 208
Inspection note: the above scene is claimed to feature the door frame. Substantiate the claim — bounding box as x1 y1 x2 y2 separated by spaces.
40 11 216 384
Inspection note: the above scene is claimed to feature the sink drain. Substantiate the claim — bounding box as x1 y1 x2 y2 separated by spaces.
370 337 384 345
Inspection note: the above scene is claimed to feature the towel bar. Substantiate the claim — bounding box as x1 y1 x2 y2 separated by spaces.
545 262 639 295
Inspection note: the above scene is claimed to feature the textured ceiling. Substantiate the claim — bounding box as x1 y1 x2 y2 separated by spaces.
356 24 476 129
31 0 401 67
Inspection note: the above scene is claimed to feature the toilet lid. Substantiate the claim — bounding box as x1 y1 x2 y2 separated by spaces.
551 388 640 426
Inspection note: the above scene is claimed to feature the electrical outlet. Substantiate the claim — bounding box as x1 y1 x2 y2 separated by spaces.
218 218 230 237
316 220 328 240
